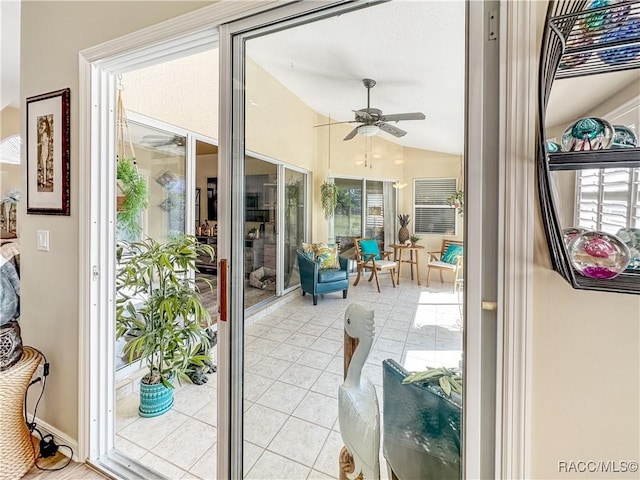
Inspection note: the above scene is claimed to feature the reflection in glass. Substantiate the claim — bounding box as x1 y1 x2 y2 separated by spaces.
121 121 187 243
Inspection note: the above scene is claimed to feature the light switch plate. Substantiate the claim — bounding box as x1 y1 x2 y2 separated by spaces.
37 230 49 251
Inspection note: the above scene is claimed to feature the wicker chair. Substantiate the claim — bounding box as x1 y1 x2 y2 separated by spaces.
353 238 397 293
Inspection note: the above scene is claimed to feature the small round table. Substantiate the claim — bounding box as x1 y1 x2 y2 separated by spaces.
0 346 43 480
390 244 425 285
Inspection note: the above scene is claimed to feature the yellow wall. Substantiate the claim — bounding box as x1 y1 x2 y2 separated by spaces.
530 1 640 477
1 107 22 217
20 0 214 443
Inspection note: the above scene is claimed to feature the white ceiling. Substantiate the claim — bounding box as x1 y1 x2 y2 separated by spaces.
1 0 20 110
247 0 466 155
3 0 636 153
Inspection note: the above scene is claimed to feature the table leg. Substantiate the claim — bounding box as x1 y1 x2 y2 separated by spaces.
396 249 403 284
416 249 421 286
410 250 415 281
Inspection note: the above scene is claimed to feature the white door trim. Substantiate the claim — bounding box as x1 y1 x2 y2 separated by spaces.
77 0 284 465
496 0 536 477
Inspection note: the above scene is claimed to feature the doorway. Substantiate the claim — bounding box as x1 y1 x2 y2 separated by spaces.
81 1 504 478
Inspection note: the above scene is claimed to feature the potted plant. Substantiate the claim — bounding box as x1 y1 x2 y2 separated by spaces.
116 157 148 239
403 365 462 402
115 234 214 417
398 214 410 244
446 190 464 217
320 179 339 219
409 234 421 246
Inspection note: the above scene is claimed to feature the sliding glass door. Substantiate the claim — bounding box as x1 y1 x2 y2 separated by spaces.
282 167 307 291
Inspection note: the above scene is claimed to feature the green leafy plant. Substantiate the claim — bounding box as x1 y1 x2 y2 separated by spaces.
320 180 339 219
403 366 462 397
397 214 410 227
117 157 148 238
446 190 464 217
409 234 421 244
115 234 214 387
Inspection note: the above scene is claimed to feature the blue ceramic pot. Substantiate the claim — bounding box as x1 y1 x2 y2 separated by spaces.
139 374 175 417
611 125 638 148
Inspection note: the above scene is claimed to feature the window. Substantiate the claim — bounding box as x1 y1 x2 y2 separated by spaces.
575 101 639 234
413 178 457 235
576 167 639 234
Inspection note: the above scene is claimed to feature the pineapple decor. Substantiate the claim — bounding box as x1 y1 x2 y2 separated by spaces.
398 214 410 244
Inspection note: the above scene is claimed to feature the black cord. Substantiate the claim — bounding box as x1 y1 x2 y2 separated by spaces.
23 345 74 471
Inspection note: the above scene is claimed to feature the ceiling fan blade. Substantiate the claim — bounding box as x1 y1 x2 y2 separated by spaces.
313 120 357 128
380 112 426 122
343 127 360 141
376 122 407 138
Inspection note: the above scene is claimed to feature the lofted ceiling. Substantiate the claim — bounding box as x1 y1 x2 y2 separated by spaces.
3 0 637 154
247 0 466 155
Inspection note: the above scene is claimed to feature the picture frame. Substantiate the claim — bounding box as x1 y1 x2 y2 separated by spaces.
26 88 70 215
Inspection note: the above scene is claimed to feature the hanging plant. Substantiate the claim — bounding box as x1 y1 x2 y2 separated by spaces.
320 179 339 219
117 157 148 237
447 190 464 216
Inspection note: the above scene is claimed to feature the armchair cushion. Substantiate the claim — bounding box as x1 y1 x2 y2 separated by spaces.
317 268 348 283
441 244 463 264
358 239 381 260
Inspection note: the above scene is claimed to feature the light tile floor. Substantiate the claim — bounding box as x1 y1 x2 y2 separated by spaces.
115 276 463 479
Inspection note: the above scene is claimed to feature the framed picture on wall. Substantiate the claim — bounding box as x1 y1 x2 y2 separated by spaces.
26 88 71 215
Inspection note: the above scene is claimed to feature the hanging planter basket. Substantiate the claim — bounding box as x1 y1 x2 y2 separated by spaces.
115 80 148 236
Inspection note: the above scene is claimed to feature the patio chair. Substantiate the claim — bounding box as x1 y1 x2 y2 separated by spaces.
353 238 397 293
426 240 463 292
296 249 349 305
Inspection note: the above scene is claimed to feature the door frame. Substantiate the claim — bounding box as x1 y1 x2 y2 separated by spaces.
75 0 536 478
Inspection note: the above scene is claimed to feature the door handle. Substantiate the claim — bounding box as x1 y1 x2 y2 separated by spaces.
481 301 497 311
218 258 228 322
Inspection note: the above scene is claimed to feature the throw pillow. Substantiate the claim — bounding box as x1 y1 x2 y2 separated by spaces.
441 244 463 264
301 243 315 260
359 239 381 261
312 242 340 269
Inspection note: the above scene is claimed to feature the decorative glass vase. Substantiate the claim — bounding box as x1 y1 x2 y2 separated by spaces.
561 117 614 151
568 231 630 279
611 125 638 149
616 227 640 270
597 17 640 65
579 0 631 35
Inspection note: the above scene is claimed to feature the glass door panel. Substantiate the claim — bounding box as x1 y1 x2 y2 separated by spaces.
122 121 187 243
283 167 306 290
365 180 384 248
244 157 278 309
334 178 363 254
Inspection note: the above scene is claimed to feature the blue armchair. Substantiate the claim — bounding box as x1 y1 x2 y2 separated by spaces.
296 249 349 305
382 359 461 480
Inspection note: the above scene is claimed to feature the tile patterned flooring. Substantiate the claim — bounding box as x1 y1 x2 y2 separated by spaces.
115 276 463 479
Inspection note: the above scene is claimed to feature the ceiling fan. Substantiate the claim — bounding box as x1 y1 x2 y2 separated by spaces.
316 78 426 141
140 134 186 148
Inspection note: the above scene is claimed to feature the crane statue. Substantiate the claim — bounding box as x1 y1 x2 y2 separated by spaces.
338 303 380 480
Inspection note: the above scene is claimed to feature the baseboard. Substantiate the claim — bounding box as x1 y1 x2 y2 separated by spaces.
32 416 80 462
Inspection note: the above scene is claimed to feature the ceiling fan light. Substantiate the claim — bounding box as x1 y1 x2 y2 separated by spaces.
358 125 379 137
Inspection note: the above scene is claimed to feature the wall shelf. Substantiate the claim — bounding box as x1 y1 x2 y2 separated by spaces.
551 0 640 79
548 148 640 170
537 0 640 295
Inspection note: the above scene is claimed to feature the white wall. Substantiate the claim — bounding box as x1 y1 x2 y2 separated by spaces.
20 0 214 444
530 1 640 477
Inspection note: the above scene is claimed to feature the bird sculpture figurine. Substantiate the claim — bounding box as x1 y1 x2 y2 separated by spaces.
338 303 380 480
